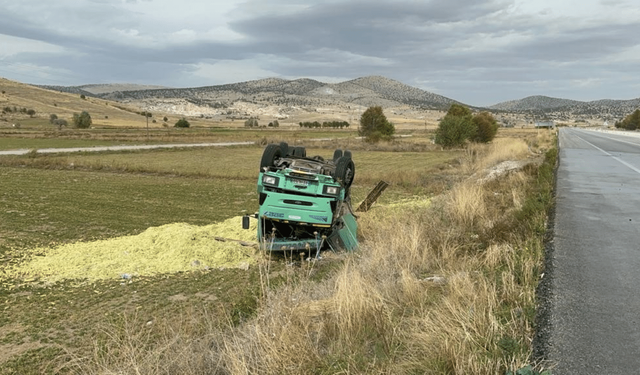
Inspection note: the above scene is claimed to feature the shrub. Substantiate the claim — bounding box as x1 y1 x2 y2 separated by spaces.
26 109 36 117
72 111 92 129
244 118 258 127
435 104 475 147
174 118 190 128
618 109 640 130
359 106 395 142
446 103 472 117
435 114 476 147
53 118 68 128
49 114 58 124
472 111 499 143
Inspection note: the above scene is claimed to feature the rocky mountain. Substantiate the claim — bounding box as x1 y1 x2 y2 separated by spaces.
41 76 461 119
490 95 640 119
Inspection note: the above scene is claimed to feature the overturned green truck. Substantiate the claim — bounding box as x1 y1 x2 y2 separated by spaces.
243 143 358 253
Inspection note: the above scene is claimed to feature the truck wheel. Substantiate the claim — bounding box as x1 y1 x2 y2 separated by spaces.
260 144 282 171
333 149 343 162
343 150 352 159
279 142 289 156
293 146 306 157
334 156 355 187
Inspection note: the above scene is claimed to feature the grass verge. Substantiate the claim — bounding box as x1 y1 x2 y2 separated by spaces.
208 145 557 374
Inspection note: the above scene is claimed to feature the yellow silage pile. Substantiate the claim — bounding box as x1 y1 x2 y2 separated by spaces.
4 216 258 283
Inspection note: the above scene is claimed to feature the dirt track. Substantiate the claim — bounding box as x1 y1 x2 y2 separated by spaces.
0 141 255 156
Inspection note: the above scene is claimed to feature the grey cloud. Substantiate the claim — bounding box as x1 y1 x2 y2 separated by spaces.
1 0 639 106
229 0 510 55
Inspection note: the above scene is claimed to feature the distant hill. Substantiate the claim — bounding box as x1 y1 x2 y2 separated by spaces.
39 83 169 95
490 95 640 118
91 75 461 111
490 96 584 111
16 75 640 122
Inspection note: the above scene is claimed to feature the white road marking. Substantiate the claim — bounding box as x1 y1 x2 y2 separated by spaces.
573 132 640 175
581 129 640 148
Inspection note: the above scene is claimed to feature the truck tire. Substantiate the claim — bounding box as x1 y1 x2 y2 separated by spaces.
343 150 352 159
260 144 282 171
293 146 306 157
333 149 343 162
334 156 355 187
279 142 289 156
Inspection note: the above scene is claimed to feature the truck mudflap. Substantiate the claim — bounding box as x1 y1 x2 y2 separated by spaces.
327 213 358 251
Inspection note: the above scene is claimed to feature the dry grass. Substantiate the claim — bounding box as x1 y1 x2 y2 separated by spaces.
69 133 555 374
460 137 530 175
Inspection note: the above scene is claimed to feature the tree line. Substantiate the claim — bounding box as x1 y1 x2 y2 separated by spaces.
244 118 280 127
3 106 36 117
299 121 350 129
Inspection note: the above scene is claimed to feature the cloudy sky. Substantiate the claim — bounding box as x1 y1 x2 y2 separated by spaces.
1 0 639 106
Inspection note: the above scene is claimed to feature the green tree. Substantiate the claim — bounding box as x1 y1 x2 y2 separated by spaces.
620 109 640 130
244 118 258 127
26 109 36 117
434 104 475 147
49 114 58 124
471 111 499 143
72 111 92 129
53 118 68 129
174 118 190 128
359 106 395 142
447 103 472 117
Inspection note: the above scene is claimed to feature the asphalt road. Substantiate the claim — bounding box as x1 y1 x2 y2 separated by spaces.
545 128 640 374
0 141 255 156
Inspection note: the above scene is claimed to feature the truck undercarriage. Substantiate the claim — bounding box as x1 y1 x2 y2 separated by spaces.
243 143 357 253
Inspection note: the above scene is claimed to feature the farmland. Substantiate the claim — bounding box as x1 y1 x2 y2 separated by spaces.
0 88 556 373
